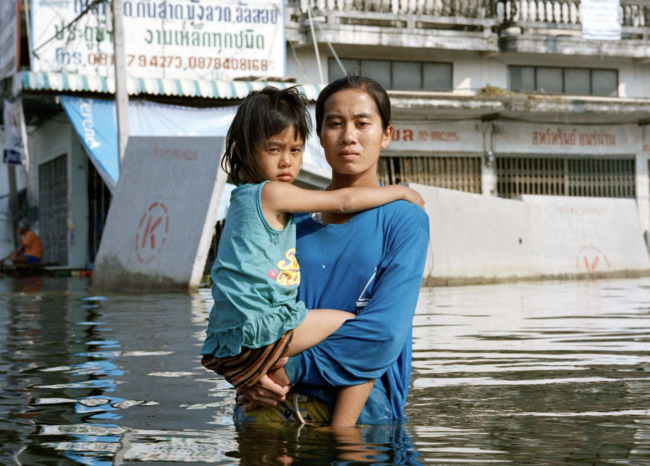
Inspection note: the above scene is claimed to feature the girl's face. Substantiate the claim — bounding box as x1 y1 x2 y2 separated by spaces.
258 125 304 183
319 88 392 179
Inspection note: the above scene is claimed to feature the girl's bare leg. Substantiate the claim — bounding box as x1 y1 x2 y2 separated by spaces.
331 380 375 427
285 309 354 357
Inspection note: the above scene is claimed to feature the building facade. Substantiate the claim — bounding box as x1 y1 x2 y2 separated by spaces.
286 0 650 245
1 0 650 270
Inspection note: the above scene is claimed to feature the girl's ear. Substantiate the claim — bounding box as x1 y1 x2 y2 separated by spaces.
380 125 393 149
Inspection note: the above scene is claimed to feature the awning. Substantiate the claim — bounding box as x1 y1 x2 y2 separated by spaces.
17 71 325 101
60 96 331 219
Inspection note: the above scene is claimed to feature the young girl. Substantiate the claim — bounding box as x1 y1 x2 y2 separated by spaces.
200 86 424 427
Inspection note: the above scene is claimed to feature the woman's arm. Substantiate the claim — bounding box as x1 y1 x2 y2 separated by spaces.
238 205 429 409
283 206 429 387
261 182 424 217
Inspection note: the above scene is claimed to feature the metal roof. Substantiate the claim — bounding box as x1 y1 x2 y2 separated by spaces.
16 71 325 101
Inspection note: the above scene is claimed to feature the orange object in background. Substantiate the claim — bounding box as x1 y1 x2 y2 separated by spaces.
22 231 43 260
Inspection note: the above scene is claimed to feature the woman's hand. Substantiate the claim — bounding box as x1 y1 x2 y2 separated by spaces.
399 186 425 210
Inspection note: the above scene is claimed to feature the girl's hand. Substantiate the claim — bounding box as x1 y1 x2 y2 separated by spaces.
399 186 425 210
238 374 290 411
237 357 290 412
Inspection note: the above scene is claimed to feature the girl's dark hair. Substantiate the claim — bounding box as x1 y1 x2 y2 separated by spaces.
315 75 391 135
222 86 311 185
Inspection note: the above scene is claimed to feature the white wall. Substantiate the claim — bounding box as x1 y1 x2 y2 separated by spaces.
640 64 650 99
413 184 650 285
292 43 643 98
287 44 328 84
92 136 226 293
69 134 89 268
0 164 14 259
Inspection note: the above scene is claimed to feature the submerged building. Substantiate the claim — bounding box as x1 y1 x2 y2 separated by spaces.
1 0 649 276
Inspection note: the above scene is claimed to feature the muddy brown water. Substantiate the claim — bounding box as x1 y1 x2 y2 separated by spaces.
0 276 649 465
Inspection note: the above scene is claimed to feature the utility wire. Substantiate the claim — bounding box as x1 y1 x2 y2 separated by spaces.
306 1 324 84
311 10 346 77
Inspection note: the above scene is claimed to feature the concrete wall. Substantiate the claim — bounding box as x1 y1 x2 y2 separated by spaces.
68 134 89 268
412 184 650 285
92 136 226 293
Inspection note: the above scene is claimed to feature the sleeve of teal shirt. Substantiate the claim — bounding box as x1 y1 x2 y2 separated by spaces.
285 206 430 386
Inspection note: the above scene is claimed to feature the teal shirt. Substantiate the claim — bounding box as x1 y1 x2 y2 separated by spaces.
201 181 309 358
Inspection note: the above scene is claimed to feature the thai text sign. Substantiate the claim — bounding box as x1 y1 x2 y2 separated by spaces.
581 0 621 40
0 0 19 80
30 0 285 80
388 121 482 153
495 123 637 155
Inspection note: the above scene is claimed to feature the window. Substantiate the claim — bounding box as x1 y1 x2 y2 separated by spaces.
329 58 453 91
509 66 618 96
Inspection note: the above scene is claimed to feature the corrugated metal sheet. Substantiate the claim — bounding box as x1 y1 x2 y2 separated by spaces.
18 71 325 101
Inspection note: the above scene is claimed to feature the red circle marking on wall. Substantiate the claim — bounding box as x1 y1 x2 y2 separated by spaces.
576 245 611 275
135 202 169 264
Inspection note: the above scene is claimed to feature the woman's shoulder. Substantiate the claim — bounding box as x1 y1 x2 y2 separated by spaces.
380 200 429 227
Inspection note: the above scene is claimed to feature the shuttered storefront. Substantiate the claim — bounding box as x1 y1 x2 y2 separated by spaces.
378 156 482 194
39 155 68 265
496 157 635 199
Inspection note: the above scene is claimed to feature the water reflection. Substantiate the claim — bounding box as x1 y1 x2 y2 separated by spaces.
0 276 648 464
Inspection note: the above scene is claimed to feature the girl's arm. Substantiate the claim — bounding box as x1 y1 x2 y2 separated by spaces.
261 181 424 216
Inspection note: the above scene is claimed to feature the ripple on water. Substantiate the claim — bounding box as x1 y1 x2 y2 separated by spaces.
0 277 649 464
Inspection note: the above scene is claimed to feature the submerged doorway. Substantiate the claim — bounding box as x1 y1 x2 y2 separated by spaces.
39 154 68 265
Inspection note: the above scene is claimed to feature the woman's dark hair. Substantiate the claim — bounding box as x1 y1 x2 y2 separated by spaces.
315 75 391 135
222 86 311 186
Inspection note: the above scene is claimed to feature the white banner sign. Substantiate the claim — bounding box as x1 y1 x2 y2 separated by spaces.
387 120 483 153
0 0 19 79
581 0 621 41
30 0 285 80
3 99 29 165
495 122 637 155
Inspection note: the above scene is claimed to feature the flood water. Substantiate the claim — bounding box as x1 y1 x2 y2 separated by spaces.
0 276 649 465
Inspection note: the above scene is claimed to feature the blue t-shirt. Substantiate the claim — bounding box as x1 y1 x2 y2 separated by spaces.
201 182 309 359
285 201 430 424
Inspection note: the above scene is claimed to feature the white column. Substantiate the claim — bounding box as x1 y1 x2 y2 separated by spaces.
112 0 129 165
636 126 650 250
482 122 497 196
481 161 497 196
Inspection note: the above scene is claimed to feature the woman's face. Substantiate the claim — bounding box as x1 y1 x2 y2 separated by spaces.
319 88 392 179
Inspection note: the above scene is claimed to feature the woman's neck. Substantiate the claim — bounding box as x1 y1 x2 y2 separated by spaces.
327 169 380 191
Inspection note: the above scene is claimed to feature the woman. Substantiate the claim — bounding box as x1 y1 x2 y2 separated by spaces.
237 75 430 424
